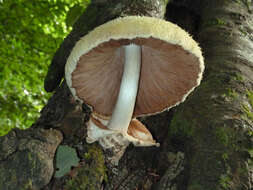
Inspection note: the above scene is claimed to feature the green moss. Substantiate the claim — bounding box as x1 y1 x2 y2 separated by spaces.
219 174 232 189
215 126 230 146
83 145 107 180
234 0 252 12
221 88 239 101
169 112 195 139
222 153 229 161
188 181 205 190
227 89 239 99
242 104 253 121
21 180 33 190
202 18 227 28
239 25 248 36
234 73 244 82
246 90 253 107
241 91 253 121
27 152 37 170
64 144 107 190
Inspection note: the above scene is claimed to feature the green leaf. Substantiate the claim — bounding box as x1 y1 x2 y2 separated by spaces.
0 0 90 136
55 145 80 178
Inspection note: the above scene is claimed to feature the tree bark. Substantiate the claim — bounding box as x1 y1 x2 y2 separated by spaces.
0 0 253 190
166 0 253 189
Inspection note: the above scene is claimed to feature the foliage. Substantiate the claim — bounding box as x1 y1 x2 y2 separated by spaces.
0 0 90 136
242 90 253 122
55 145 80 178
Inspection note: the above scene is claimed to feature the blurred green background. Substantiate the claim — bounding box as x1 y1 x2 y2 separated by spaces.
0 0 90 136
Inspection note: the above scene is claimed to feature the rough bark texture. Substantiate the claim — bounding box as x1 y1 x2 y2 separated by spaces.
1 0 253 190
0 128 62 190
167 0 253 189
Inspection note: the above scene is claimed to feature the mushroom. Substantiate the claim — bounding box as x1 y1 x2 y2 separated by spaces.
65 16 204 160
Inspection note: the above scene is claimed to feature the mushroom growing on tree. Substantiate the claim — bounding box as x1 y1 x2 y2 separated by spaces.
65 16 204 163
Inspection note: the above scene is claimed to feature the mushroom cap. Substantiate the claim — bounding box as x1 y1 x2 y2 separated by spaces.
65 16 204 118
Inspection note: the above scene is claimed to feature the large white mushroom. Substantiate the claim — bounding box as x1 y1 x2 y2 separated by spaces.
65 16 204 161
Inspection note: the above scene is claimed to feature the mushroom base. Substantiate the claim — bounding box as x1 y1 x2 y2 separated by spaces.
86 113 159 165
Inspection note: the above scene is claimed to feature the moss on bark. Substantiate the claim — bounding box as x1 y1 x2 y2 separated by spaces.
166 0 253 189
64 144 107 190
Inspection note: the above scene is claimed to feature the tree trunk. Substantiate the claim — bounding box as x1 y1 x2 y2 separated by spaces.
0 0 252 190
169 1 253 189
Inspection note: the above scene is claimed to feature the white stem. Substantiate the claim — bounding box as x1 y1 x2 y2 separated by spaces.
107 44 141 132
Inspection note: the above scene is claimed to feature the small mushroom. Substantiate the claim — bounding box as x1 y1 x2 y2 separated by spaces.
65 16 204 159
